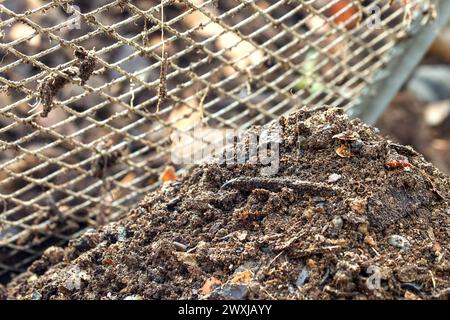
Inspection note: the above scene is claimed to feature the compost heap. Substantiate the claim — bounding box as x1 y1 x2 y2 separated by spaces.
6 107 450 300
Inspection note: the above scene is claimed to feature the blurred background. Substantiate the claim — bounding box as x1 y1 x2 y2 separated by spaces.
377 21 450 174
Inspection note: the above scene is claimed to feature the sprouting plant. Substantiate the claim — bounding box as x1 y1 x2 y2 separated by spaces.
295 49 325 95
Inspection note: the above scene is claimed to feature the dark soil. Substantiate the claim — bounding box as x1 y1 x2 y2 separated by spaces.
6 107 450 300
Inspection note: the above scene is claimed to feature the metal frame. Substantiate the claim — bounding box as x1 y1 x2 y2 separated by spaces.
354 0 450 124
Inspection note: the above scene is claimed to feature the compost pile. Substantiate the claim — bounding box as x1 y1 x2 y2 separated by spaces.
5 107 450 300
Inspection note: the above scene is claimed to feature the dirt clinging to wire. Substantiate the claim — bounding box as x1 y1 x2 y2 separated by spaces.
6 107 450 300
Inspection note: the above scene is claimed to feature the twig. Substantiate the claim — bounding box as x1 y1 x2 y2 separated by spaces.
429 270 436 289
389 142 421 157
199 85 209 120
156 0 168 113
221 177 341 195
266 251 285 269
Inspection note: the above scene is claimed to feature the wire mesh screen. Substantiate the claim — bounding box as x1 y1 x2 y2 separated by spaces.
0 0 437 281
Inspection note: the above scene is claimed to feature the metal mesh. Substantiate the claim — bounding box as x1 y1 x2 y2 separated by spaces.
0 0 438 281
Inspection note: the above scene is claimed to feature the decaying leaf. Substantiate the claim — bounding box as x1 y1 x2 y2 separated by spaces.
230 270 252 285
336 144 351 158
200 277 222 295
174 252 198 268
160 166 177 182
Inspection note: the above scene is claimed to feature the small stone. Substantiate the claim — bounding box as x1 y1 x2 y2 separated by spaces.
349 139 364 153
236 231 248 241
387 235 410 250
117 226 127 242
230 270 252 285
295 267 310 288
349 198 367 215
137 207 147 215
31 290 42 300
332 216 344 230
288 284 296 294
328 173 342 183
214 284 248 300
173 241 187 252
42 246 65 265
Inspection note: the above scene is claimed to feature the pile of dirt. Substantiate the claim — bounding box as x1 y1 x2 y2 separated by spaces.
6 107 450 300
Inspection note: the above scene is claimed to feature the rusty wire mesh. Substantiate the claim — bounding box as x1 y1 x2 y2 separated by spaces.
0 0 438 281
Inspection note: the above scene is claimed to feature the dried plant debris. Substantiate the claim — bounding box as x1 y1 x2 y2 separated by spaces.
35 67 78 117
74 47 96 85
156 51 169 113
31 47 96 117
91 140 125 179
6 107 450 300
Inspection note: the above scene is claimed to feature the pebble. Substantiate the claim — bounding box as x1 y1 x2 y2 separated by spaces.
214 284 248 300
332 216 344 230
328 174 342 183
387 235 410 250
117 226 127 242
173 241 188 252
349 198 367 215
349 139 364 153
31 290 42 300
288 284 296 294
295 267 310 288
137 207 147 215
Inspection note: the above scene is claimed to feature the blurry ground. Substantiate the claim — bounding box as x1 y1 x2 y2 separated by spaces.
377 23 450 175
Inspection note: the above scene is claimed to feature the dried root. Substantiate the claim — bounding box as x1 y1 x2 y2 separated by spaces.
156 49 168 113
